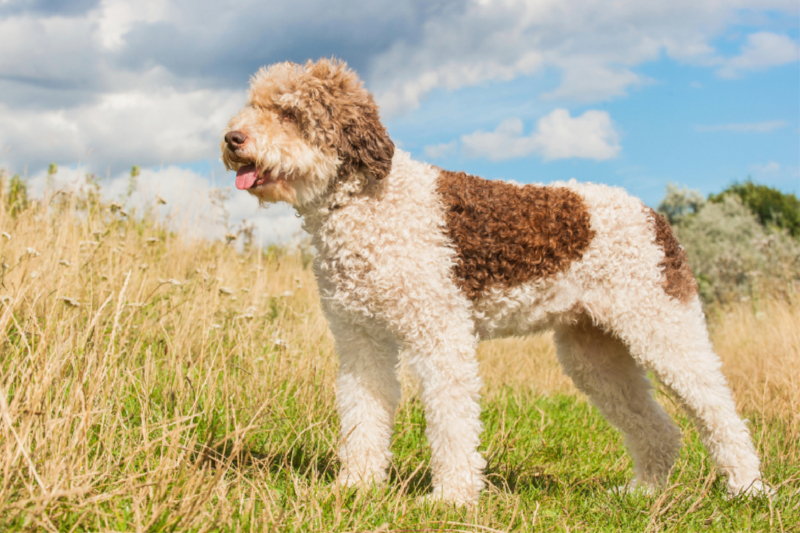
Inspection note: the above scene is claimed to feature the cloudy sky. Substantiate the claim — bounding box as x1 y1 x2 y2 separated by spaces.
1 0 798 243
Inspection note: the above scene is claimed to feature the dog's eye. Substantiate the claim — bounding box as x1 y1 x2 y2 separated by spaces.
281 112 297 124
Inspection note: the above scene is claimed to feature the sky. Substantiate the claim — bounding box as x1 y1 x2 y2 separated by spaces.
0 0 798 243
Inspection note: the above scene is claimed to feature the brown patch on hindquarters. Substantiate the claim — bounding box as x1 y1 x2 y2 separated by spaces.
646 208 698 303
437 170 595 300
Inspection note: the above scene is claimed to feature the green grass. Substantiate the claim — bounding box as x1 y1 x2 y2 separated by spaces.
4 385 795 532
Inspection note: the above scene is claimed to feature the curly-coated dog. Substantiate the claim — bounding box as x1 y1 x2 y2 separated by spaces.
221 58 769 504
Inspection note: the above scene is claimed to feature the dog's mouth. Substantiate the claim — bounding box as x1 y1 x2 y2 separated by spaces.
235 164 277 190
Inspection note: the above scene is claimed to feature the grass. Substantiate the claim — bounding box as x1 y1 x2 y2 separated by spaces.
0 186 798 532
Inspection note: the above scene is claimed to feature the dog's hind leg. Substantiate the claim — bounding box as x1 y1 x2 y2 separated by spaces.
604 295 768 497
330 320 401 488
554 319 682 492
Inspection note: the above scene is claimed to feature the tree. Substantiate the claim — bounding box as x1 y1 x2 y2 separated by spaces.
657 183 706 224
709 180 800 238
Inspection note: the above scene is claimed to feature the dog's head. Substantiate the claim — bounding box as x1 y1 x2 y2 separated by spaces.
221 59 394 207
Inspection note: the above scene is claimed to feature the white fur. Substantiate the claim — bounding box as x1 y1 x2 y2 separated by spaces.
287 149 767 503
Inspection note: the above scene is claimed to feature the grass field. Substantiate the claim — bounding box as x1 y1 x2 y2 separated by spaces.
0 190 798 532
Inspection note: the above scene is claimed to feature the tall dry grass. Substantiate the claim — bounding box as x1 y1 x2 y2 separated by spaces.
476 302 800 424
713 299 800 435
477 334 573 397
0 190 343 530
0 184 797 531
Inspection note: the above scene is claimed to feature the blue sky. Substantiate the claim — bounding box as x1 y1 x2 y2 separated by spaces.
0 0 797 241
398 52 799 207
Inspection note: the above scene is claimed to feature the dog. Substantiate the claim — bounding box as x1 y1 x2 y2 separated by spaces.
221 58 769 504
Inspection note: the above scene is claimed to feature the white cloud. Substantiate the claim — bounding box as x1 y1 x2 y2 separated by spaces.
423 141 458 159
695 120 788 133
126 168 304 245
94 0 175 49
717 32 800 79
371 0 799 115
375 51 543 115
23 165 302 244
0 0 797 176
461 109 620 162
749 161 781 174
0 85 245 172
541 62 647 102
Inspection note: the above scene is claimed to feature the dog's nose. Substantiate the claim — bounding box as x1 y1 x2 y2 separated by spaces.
225 130 247 149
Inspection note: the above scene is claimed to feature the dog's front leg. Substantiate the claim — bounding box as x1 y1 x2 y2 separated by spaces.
405 322 486 505
329 319 401 489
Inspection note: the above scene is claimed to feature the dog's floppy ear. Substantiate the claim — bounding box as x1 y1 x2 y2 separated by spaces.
335 96 394 181
304 59 394 182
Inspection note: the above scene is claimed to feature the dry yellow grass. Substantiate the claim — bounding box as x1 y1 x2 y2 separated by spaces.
477 301 800 423
0 192 340 530
477 334 573 397
713 298 800 430
0 185 797 531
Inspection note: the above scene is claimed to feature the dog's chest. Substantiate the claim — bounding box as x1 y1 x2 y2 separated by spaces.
311 192 455 324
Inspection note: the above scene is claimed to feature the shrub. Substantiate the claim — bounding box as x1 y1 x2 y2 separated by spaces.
709 180 800 237
659 185 800 305
657 182 706 224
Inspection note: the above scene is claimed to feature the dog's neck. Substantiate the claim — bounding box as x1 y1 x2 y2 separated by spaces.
295 169 383 235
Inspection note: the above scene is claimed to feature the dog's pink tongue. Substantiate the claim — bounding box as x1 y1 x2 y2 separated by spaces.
235 165 259 190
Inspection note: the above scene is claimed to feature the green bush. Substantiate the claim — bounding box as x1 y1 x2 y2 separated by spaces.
658 182 800 305
657 182 706 224
709 180 800 237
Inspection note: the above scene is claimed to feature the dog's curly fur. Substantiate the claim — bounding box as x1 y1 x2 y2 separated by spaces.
221 58 769 504
437 169 596 299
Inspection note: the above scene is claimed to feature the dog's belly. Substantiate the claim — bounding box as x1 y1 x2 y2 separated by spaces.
470 276 584 340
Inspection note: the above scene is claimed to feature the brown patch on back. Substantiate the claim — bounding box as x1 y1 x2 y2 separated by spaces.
437 170 595 300
646 208 698 303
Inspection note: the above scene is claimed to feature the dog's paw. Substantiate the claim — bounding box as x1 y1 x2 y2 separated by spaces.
335 468 388 491
335 473 359 490
610 479 660 497
416 486 478 507
728 479 775 500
